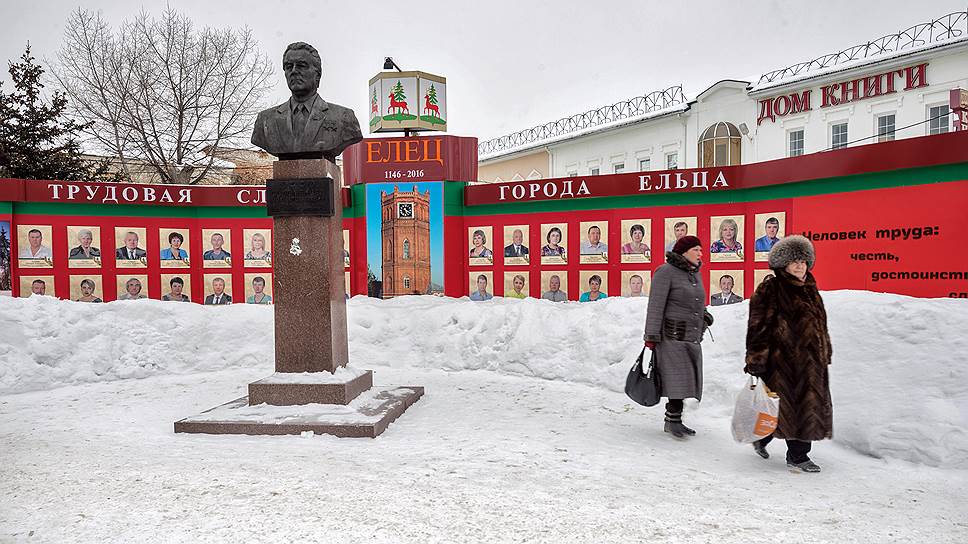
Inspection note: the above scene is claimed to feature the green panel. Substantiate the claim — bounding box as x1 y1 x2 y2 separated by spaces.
461 162 968 216
0 201 11 214
442 181 466 216
347 184 367 219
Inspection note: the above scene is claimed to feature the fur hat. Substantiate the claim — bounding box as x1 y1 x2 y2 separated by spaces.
672 235 702 255
768 235 816 270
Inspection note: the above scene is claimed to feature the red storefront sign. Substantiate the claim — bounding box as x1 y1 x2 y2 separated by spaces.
341 134 478 184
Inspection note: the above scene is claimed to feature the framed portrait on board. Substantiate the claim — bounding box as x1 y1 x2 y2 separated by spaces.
539 223 568 265
468 271 494 301
503 225 530 266
621 270 652 297
202 274 233 305
69 275 104 303
663 217 697 256
17 225 54 268
709 215 745 262
115 227 148 268
344 271 350 300
467 226 494 266
620 219 652 263
19 275 54 298
503 272 529 299
160 274 192 302
159 229 191 268
244 273 273 304
67 226 102 268
202 229 232 268
539 271 568 302
710 269 745 306
578 270 608 302
579 221 608 264
242 229 272 268
753 212 786 261
116 275 149 300
342 230 350 268
753 269 776 291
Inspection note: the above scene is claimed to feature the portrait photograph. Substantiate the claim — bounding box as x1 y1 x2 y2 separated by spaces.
620 219 652 264
579 221 608 264
663 217 697 256
203 274 233 305
114 227 148 268
753 269 776 291
578 270 608 302
710 269 745 306
244 272 273 305
17 224 54 268
66 226 102 268
467 226 494 266
709 215 745 262
69 275 104 303
202 229 232 268
539 223 568 265
20 275 54 298
753 212 786 262
243 228 272 268
116 275 149 301
503 272 530 299
160 274 192 302
621 270 652 297
159 229 191 268
344 271 351 299
539 271 569 302
342 229 350 268
502 225 530 266
468 271 494 301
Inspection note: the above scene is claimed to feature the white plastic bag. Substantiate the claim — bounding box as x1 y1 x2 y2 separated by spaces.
730 376 779 443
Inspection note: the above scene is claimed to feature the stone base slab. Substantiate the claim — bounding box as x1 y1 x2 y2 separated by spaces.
174 386 423 438
248 369 373 406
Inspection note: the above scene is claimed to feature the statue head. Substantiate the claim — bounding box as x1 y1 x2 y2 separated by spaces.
283 42 322 99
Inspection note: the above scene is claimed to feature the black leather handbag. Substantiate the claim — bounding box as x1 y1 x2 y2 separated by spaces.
625 348 661 407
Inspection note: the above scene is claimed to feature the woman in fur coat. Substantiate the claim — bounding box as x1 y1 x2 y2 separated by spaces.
744 235 833 472
644 236 712 439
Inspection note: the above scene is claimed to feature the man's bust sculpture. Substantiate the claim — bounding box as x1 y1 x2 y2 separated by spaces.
251 42 363 161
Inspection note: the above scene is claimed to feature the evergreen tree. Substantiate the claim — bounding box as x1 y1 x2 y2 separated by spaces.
0 224 10 291
392 81 406 102
0 45 110 181
427 84 438 105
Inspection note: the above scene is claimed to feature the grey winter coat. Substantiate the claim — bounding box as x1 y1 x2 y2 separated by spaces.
643 252 707 400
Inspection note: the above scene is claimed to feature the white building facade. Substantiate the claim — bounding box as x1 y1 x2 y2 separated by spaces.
478 13 968 182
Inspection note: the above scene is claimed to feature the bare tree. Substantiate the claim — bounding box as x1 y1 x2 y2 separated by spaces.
52 8 273 184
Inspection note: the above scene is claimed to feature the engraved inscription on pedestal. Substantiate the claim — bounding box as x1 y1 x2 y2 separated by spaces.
266 177 335 217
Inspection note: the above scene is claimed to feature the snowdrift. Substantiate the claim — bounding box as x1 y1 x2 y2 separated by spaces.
1 292 966 468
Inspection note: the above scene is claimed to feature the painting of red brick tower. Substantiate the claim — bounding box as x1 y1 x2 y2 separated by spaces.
381 186 431 297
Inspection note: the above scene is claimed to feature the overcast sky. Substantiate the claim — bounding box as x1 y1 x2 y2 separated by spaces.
1 0 964 144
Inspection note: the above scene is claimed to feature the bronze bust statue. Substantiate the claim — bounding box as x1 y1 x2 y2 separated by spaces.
251 42 363 161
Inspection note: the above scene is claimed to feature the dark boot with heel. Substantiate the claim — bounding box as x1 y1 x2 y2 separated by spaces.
664 409 689 439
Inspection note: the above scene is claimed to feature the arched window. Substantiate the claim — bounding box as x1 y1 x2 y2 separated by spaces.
403 276 411 290
403 239 411 259
699 122 742 167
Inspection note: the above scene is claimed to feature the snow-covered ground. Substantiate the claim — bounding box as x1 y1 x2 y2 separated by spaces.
1 293 967 542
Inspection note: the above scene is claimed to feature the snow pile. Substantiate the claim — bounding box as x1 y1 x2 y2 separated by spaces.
1 292 966 468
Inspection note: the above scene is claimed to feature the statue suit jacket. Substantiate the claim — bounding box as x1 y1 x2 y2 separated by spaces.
251 94 363 160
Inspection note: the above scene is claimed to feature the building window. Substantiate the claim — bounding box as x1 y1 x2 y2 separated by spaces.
613 163 625 174
698 122 742 167
590 167 600 176
831 122 848 150
929 104 950 135
638 158 650 171
403 239 410 259
665 152 678 170
788 129 804 157
403 276 411 290
876 113 895 142
567 170 578 177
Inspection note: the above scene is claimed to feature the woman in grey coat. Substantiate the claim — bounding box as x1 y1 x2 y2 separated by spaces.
644 235 711 438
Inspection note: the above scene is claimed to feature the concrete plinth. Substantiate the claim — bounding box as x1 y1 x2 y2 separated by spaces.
248 369 373 406
174 386 424 438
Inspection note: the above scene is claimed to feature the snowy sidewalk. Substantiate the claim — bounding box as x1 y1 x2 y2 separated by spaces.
2 366 965 543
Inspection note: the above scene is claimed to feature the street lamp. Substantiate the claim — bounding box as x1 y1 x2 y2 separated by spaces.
383 57 402 72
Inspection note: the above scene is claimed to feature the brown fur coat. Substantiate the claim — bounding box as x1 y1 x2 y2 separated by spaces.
744 270 833 441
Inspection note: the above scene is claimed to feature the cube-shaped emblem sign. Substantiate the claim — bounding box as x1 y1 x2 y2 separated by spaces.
369 71 447 133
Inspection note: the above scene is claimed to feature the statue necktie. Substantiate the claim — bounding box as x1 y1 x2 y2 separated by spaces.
293 105 308 138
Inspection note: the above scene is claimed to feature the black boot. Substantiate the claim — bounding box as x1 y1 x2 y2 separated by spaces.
680 422 697 436
753 439 770 459
664 409 688 439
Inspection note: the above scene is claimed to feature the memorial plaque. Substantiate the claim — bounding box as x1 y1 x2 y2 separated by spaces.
266 177 335 217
